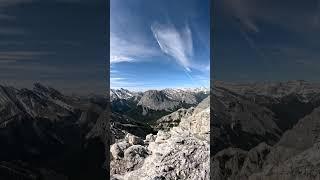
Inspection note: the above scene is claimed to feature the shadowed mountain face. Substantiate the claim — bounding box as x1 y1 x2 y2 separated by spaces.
0 83 108 180
211 81 320 180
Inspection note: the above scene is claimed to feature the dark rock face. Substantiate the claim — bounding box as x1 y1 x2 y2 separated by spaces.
0 83 108 180
0 161 68 180
108 112 155 144
211 81 320 180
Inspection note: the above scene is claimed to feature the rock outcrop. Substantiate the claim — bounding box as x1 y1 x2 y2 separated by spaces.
154 107 194 131
111 97 210 180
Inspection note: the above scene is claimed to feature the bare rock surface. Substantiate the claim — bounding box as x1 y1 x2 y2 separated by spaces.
154 107 194 131
110 97 210 180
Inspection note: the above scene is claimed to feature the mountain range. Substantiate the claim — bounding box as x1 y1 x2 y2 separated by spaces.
0 83 210 179
0 83 108 180
211 80 320 180
110 80 320 179
110 88 209 124
1 80 319 179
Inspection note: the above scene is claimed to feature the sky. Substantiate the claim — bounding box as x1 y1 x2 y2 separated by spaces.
0 0 107 95
214 0 320 83
110 0 210 91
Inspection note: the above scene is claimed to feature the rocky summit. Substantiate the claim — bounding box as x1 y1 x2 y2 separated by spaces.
110 96 210 180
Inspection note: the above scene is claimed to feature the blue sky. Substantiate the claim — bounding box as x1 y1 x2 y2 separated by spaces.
0 0 106 95
110 0 210 91
214 0 320 82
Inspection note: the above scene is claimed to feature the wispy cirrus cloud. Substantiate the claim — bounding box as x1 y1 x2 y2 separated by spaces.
222 0 260 32
222 0 320 34
110 33 159 64
110 76 151 91
0 51 52 62
110 0 210 90
0 27 25 35
151 23 193 72
110 77 127 86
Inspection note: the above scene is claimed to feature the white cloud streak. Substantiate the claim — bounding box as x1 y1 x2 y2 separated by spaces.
110 33 159 64
0 27 25 35
223 0 259 32
151 23 193 72
111 76 147 90
0 51 52 62
223 0 320 34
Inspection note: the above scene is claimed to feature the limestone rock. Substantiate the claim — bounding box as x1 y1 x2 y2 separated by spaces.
110 97 210 180
126 133 144 145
